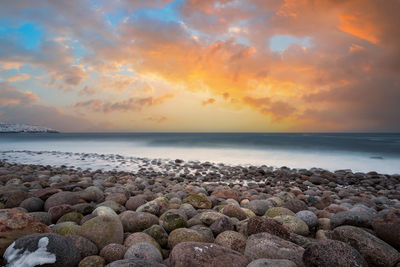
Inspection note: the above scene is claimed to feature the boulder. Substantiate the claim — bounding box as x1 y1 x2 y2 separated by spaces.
3 233 80 267
303 239 367 267
119 211 158 232
170 242 248 267
247 259 297 267
273 215 309 236
372 208 400 249
244 232 304 266
211 189 239 201
0 209 51 255
215 230 247 253
330 210 373 229
332 225 400 267
247 216 291 240
44 191 80 211
124 242 162 263
168 228 205 249
183 194 212 209
265 207 295 218
159 209 187 232
79 215 124 250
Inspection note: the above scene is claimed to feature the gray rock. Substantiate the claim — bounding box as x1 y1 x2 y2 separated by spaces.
330 210 373 229
124 242 162 263
66 234 98 259
246 200 272 216
303 239 367 267
106 259 166 267
19 197 44 212
332 225 400 267
247 258 297 267
3 233 80 267
170 242 249 267
295 210 318 228
244 232 304 266
119 211 159 232
179 203 197 218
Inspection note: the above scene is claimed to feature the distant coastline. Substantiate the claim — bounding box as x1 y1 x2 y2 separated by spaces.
0 122 58 133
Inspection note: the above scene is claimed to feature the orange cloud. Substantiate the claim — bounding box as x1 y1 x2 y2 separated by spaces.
202 98 216 106
338 14 379 44
7 73 31 82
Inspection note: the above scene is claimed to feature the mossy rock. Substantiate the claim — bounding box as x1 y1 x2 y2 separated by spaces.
159 209 187 232
268 197 285 207
274 215 310 236
124 232 162 253
168 228 205 248
242 208 256 219
53 222 81 236
143 225 169 248
183 194 211 209
277 192 296 202
265 207 295 218
213 205 225 212
57 212 83 224
79 215 124 250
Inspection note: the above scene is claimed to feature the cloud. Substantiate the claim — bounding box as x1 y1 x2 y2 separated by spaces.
202 98 216 106
146 116 167 123
74 94 174 113
0 82 39 106
6 73 31 82
243 96 296 120
0 0 399 131
0 83 94 131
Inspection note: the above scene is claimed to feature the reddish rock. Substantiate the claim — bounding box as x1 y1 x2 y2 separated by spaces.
0 209 51 254
33 188 62 200
100 243 127 263
312 197 333 210
48 204 75 223
211 189 239 201
324 204 349 214
170 242 249 267
247 216 291 240
0 187 30 208
283 199 308 213
222 205 247 220
372 208 400 249
125 195 147 211
303 240 367 267
44 191 81 211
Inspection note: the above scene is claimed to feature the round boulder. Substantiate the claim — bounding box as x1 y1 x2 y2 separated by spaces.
124 242 162 263
244 232 304 266
303 239 367 267
3 233 80 267
79 215 124 250
168 228 205 249
183 194 212 209
170 242 248 267
215 230 247 254
159 209 188 232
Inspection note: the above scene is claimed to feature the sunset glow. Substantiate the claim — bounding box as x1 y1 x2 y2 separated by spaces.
1 0 399 132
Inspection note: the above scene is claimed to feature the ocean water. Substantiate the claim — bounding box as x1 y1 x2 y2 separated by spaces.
0 133 399 174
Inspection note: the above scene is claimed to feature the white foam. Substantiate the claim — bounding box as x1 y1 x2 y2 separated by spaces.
4 237 57 267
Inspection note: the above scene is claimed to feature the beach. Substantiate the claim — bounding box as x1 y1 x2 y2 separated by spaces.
0 156 399 266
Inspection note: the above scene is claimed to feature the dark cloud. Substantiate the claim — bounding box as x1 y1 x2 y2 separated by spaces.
74 94 174 113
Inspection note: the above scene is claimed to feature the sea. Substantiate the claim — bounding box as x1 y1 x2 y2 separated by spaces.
0 132 399 174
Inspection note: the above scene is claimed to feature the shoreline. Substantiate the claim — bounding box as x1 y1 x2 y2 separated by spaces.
0 159 399 266
1 149 400 176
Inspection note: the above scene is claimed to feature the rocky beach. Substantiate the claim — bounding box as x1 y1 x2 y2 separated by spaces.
0 158 399 267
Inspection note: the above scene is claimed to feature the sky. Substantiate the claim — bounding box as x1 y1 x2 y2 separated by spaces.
0 0 399 132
